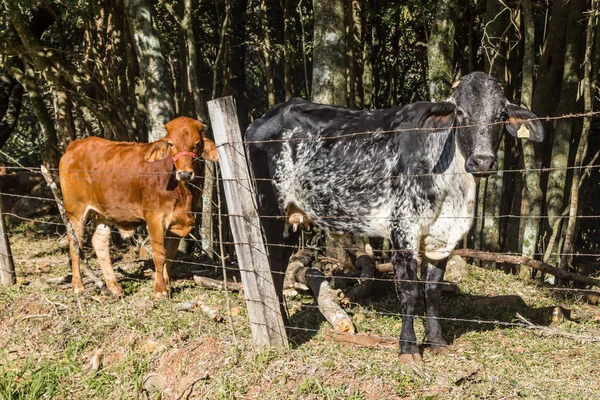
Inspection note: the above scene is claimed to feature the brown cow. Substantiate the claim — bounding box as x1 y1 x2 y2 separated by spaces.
59 117 219 298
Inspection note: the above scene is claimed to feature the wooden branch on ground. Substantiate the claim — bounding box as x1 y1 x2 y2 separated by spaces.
452 249 600 288
325 331 397 349
343 254 376 302
193 275 243 292
40 165 106 291
376 249 600 289
285 250 355 333
515 313 600 343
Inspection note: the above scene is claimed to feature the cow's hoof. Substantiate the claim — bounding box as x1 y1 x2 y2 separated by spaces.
153 290 169 299
429 345 450 356
398 353 423 365
72 282 85 295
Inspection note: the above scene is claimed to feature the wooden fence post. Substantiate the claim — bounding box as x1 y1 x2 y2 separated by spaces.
208 96 289 348
0 188 16 285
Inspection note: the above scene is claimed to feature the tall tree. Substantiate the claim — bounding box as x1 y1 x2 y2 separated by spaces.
312 0 348 262
125 0 175 142
519 0 543 277
544 0 586 266
427 0 457 101
312 0 347 105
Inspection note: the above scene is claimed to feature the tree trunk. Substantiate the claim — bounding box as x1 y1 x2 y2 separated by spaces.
544 0 586 266
124 0 175 142
260 0 276 107
345 0 356 108
351 0 363 108
559 0 598 273
427 0 457 101
229 0 249 130
312 0 347 106
474 0 507 265
362 0 373 108
9 62 60 168
0 191 15 286
284 0 294 101
0 75 23 149
183 0 206 121
519 0 542 278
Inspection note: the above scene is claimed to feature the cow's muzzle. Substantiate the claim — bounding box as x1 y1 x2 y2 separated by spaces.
176 170 195 181
465 154 497 175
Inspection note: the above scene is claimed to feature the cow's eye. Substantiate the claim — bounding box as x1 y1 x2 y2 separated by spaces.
456 109 465 117
500 109 508 121
167 142 173 147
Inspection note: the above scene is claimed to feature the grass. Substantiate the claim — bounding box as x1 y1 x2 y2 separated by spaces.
1 225 600 399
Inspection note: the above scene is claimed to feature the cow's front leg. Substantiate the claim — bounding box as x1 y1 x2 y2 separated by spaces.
421 256 449 355
391 227 422 364
147 219 169 298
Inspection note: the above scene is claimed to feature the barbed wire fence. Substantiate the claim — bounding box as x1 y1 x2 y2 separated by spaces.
0 97 599 349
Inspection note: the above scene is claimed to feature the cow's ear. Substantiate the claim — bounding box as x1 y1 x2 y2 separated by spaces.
505 104 544 142
201 136 219 162
144 139 171 162
423 101 456 130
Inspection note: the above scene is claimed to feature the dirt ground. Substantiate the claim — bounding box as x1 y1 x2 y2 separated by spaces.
1 221 600 399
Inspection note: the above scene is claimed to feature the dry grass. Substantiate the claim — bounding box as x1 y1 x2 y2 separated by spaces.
1 223 600 399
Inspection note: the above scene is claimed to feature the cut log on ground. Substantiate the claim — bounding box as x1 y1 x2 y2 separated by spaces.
452 249 600 289
285 250 355 333
343 254 376 302
325 331 397 349
193 275 243 292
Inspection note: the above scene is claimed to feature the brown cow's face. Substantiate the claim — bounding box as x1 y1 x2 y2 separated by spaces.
144 117 219 181
165 117 203 181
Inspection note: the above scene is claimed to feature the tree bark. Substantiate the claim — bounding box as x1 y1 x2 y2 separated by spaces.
559 0 598 273
544 0 586 266
284 0 294 101
312 0 347 106
0 189 15 286
519 0 542 278
260 0 276 107
362 0 373 108
427 0 457 101
124 0 175 142
345 0 356 108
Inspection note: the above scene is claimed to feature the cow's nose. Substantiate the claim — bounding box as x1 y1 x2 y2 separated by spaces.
466 154 497 173
176 171 194 181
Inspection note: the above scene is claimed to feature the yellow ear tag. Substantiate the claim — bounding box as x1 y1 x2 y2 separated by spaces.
517 124 530 139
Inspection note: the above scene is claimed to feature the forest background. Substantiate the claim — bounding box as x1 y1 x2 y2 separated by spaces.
0 0 599 280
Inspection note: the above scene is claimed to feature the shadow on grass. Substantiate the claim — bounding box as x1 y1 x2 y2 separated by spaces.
284 282 559 349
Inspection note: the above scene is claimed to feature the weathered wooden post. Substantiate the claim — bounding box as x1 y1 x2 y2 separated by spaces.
207 96 289 348
0 188 15 285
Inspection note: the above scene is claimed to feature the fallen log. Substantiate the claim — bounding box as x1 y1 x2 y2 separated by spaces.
376 249 600 290
343 254 376 302
325 331 397 349
193 275 243 292
452 249 600 289
285 250 355 333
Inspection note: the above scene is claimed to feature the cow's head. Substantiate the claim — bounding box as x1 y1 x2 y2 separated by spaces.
450 72 544 175
144 117 219 181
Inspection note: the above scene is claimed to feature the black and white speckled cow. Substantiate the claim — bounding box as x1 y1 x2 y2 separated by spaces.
246 72 544 363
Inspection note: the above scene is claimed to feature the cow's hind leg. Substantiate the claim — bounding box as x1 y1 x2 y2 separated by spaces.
421 256 449 355
391 227 422 364
92 221 124 296
65 209 86 294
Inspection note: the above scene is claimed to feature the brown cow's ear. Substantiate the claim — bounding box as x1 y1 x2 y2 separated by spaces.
201 136 219 162
144 140 171 162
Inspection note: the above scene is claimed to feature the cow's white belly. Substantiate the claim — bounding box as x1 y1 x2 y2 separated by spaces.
421 174 476 260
